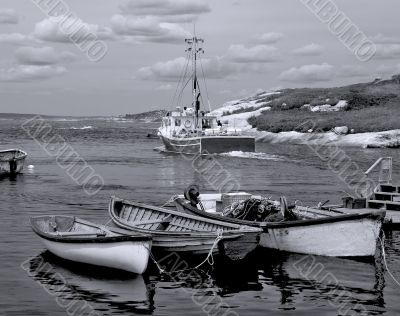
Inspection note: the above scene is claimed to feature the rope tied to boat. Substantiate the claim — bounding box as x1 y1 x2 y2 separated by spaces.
161 195 179 208
378 230 400 288
145 245 166 274
149 230 224 275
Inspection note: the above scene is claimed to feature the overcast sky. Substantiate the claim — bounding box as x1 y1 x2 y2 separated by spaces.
0 0 399 116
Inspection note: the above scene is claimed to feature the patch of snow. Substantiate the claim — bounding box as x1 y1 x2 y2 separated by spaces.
211 91 280 117
219 104 271 131
255 129 400 148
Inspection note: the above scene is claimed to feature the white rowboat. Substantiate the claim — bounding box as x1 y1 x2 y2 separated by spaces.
31 215 152 274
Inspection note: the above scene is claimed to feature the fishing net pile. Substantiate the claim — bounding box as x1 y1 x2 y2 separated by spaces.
222 198 298 222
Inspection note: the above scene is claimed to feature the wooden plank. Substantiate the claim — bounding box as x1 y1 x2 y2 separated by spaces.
369 200 400 206
134 208 145 222
125 206 133 221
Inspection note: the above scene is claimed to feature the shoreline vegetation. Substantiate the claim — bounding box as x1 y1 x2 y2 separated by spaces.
247 75 400 134
214 74 400 148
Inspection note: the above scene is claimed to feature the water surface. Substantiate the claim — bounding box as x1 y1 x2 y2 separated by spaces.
0 117 399 315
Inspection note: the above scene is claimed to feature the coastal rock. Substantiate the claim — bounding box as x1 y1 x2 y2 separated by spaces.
333 126 349 135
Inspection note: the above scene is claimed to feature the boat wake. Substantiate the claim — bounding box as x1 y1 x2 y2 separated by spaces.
220 151 283 160
59 126 94 130
154 147 283 160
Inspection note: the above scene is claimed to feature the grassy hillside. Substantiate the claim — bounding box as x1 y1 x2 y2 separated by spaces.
247 75 400 133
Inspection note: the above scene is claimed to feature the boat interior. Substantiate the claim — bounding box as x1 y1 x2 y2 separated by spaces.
0 149 27 161
110 197 252 233
31 216 110 238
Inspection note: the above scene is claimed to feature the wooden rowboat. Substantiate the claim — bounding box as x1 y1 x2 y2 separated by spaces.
31 215 152 274
174 194 385 257
0 149 27 176
109 196 261 261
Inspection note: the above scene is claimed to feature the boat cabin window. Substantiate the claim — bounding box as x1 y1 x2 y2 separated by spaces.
175 119 181 127
202 119 211 128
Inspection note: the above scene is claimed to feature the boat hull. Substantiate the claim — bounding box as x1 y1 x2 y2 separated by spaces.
175 198 384 257
160 135 255 154
259 216 381 257
39 238 150 274
0 149 27 176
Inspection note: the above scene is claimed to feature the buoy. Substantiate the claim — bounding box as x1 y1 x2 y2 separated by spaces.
27 165 34 169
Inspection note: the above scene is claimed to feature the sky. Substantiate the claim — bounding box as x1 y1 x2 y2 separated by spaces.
0 0 399 116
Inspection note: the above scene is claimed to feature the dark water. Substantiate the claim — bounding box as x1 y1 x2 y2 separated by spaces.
0 117 399 316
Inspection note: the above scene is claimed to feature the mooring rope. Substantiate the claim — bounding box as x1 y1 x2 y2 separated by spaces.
145 245 165 274
148 230 224 275
161 195 179 208
378 230 400 288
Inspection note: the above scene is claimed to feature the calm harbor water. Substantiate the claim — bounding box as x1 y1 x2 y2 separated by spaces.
0 117 399 316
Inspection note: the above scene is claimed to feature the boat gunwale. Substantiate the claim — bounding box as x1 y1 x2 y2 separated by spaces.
31 215 152 243
174 198 386 229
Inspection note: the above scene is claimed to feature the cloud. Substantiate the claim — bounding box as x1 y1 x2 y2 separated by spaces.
373 44 400 60
33 17 114 43
227 44 279 63
111 14 190 43
15 46 76 66
292 43 323 56
254 32 284 44
371 34 400 44
0 65 66 82
156 83 174 90
0 8 18 24
337 65 369 78
0 33 36 45
376 64 400 76
279 63 334 83
119 0 210 21
138 56 238 81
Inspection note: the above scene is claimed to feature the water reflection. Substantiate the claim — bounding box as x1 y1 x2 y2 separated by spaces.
25 249 388 315
255 250 386 314
26 252 155 315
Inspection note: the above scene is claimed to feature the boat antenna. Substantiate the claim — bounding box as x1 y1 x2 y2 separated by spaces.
185 26 204 129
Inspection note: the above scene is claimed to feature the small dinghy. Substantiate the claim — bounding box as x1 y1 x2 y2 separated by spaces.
174 187 385 257
109 196 261 261
0 149 27 176
31 215 152 274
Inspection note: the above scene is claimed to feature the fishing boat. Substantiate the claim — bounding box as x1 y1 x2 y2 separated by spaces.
30 215 152 274
158 35 255 154
109 196 261 261
0 149 27 176
174 188 385 257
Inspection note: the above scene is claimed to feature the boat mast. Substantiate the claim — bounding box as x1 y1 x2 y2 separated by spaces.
185 33 204 129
